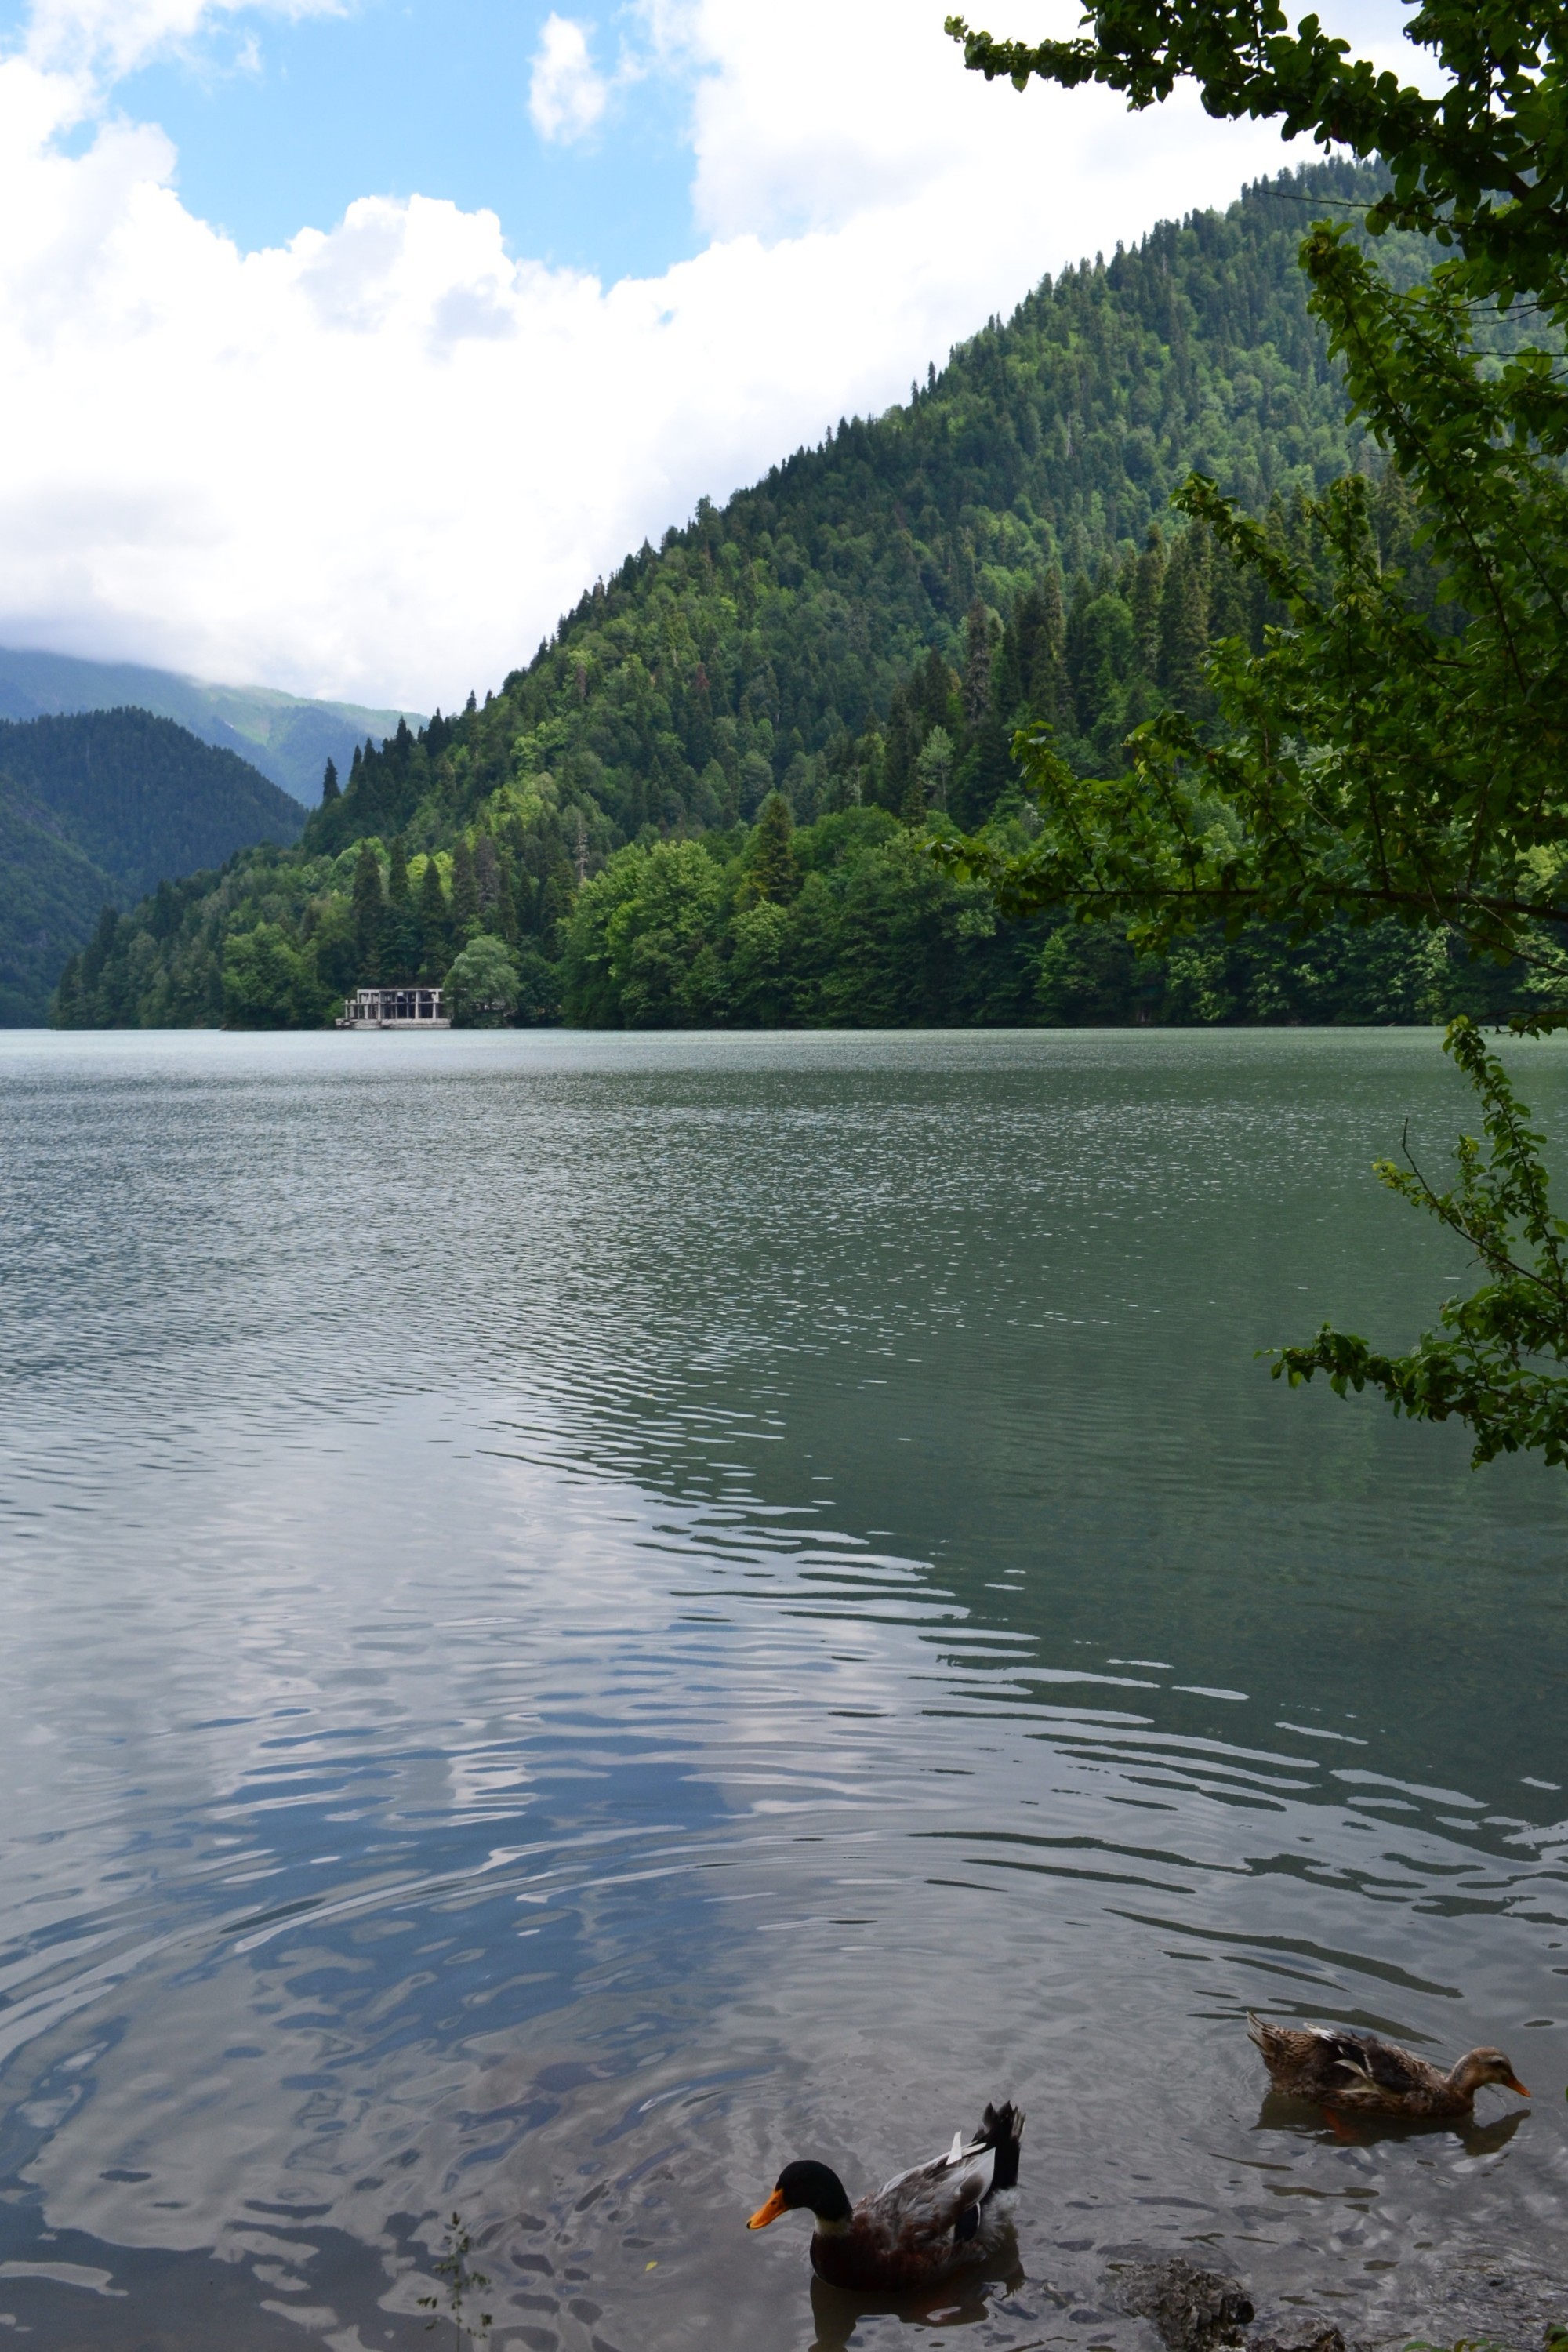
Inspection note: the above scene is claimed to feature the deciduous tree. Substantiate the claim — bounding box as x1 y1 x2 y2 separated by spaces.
942 0 1568 1465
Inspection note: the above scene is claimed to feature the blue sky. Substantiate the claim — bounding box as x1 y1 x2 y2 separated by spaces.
9 1 701 278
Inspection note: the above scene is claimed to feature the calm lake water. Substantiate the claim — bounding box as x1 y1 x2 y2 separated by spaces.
2 1027 1565 2352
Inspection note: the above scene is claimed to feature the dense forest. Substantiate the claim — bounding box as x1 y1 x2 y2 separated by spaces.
49 161 1537 1033
1 710 303 1025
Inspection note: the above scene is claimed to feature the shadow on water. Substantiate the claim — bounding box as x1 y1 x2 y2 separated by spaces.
805 2242 1028 2347
1253 2090 1534 2159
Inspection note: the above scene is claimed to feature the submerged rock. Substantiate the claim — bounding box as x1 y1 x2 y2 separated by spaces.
1105 2249 1564 2352
1250 2331 1349 2352
1112 2256 1257 2351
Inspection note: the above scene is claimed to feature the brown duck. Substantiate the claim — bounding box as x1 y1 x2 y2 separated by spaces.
1248 2013 1530 2118
746 2101 1024 2292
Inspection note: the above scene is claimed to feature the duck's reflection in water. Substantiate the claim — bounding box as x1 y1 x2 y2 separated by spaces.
807 2241 1028 2349
1253 2092 1530 2158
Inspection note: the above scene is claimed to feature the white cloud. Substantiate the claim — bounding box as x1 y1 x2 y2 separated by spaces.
528 13 610 146
0 0 1418 710
20 0 343 84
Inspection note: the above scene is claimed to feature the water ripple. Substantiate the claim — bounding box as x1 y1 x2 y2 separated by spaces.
2 1029 1566 2349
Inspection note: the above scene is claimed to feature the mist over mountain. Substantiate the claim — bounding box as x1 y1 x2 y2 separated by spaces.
0 647 422 808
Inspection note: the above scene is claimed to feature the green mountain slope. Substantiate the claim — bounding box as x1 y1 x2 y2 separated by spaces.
58 160 1508 1033
0 646 423 805
310 160 1375 858
1 709 306 1024
0 786 116 1028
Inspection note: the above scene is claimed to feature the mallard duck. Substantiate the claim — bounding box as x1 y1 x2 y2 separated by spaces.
746 2101 1023 2292
1247 2013 1530 2118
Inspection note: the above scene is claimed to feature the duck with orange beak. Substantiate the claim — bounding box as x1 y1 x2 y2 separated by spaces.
1248 2015 1531 2119
746 2101 1023 2292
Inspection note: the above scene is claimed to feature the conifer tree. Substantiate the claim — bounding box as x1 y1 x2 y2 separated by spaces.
149 878 180 940
1031 569 1070 729
962 600 997 724
994 585 1039 717
1156 527 1211 713
380 834 417 980
916 725 955 814
1131 528 1166 675
450 836 480 935
539 866 573 955
50 951 82 1028
742 793 800 903
881 688 919 813
494 854 519 946
321 757 340 804
81 905 119 996
473 834 501 923
920 649 960 737
416 853 449 980
350 840 384 982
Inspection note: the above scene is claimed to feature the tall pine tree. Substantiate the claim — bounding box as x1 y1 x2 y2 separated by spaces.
1158 526 1212 713
494 852 519 946
383 834 417 981
350 840 385 982
416 854 449 982
742 793 800 903
962 601 997 724
450 837 480 936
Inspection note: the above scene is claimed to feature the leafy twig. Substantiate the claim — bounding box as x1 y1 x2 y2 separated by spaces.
417 2212 492 2351
1270 1017 1568 1467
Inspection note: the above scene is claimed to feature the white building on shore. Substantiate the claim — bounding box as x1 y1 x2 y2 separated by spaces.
337 986 448 1029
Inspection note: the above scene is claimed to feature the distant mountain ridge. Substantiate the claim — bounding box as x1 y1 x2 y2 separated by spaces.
0 707 305 1024
0 646 423 806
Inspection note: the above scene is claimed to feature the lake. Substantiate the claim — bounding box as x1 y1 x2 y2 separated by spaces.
1 1026 1564 2352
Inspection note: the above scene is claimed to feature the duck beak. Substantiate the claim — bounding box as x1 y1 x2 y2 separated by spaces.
1504 2074 1531 2097
747 2187 788 2230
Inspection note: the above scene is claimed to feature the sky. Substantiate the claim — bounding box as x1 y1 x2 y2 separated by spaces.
0 0 1431 711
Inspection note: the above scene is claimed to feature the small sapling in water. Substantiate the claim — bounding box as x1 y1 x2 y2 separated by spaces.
418 2212 492 2349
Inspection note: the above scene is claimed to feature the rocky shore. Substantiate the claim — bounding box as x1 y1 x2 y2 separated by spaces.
1108 2254 1566 2352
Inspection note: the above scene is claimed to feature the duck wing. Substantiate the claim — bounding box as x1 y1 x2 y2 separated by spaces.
817 2151 992 2294
1314 2031 1427 2100
1250 2015 1428 2103
862 2103 1024 2246
815 2106 1024 2292
868 2140 995 2240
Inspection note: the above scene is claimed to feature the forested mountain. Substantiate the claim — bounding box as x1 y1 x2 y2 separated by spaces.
53 159 1525 1033
1 710 303 1024
0 646 420 804
310 159 1374 856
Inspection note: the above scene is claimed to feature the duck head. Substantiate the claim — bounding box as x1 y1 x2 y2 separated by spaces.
1450 2048 1530 2099
747 2160 853 2235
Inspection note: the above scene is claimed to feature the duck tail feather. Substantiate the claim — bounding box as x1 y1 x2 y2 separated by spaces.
1246 2012 1269 2053
977 2100 1025 2194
